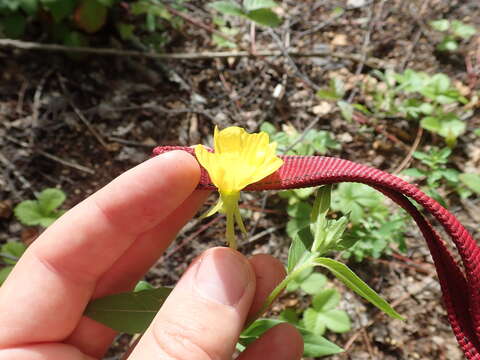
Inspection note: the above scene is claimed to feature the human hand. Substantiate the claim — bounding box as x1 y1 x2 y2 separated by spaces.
0 151 303 359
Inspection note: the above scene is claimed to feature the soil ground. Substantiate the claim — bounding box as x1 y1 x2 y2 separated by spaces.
1 0 480 359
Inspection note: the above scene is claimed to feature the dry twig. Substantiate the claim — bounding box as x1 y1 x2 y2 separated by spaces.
393 127 423 174
0 39 387 68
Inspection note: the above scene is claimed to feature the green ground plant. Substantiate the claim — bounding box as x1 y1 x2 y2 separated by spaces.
331 183 408 262
0 241 27 285
403 147 473 204
317 70 474 147
0 0 186 50
1 188 67 285
282 271 351 339
430 19 476 52
14 188 67 227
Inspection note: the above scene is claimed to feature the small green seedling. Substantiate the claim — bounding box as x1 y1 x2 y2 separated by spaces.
403 147 471 202
318 70 470 147
430 19 476 52
331 183 407 261
14 188 67 227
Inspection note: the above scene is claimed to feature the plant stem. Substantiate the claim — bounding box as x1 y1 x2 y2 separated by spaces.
247 261 314 327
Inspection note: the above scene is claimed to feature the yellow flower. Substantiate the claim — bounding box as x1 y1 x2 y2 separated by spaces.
195 126 283 248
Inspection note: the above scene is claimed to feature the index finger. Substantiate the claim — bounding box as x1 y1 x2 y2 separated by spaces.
0 150 200 348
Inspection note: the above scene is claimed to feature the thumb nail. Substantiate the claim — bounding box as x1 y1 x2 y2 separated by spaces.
194 248 252 306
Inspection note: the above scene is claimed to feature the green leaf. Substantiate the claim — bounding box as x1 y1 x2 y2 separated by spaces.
116 22 136 40
430 19 449 32
242 319 344 358
134 280 154 292
37 188 66 214
293 187 315 199
316 89 338 101
209 1 245 16
437 37 458 52
279 308 299 324
337 100 353 122
303 308 326 335
41 0 76 22
84 287 172 334
213 33 238 48
243 0 277 11
440 168 459 183
2 13 26 38
14 200 44 226
459 173 480 194
302 332 343 357
75 0 108 33
246 8 281 27
318 309 351 333
450 20 476 39
314 257 404 320
20 0 38 14
287 266 314 292
331 183 383 223
316 78 345 100
286 202 312 237
1 242 27 265
310 185 331 223
259 121 276 136
241 318 285 339
0 266 13 285
402 168 426 178
420 115 465 146
312 288 340 312
287 230 311 274
300 272 327 295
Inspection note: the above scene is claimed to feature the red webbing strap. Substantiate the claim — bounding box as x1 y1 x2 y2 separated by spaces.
153 146 480 359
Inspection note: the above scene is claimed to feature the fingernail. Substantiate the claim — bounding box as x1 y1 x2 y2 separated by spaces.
194 248 251 306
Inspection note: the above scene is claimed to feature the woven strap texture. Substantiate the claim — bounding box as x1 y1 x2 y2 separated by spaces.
153 146 480 359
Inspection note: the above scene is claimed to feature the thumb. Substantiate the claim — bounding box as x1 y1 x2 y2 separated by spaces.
128 247 256 360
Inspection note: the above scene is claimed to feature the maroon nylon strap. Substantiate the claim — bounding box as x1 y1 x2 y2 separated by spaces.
153 146 480 359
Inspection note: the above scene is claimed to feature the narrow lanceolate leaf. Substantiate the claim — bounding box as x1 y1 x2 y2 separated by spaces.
314 257 404 320
84 287 172 334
